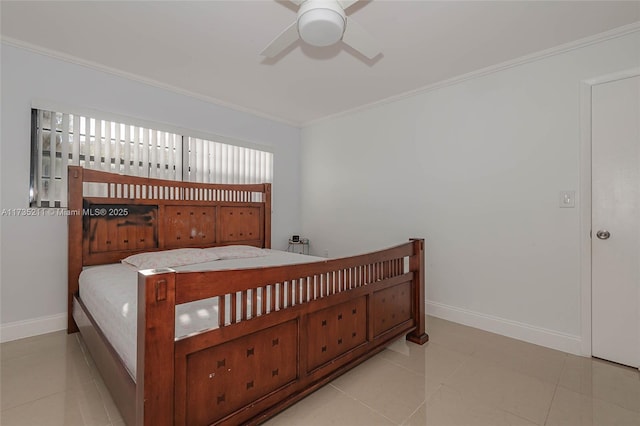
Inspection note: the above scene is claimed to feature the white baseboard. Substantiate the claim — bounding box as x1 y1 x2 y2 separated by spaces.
0 313 67 343
1 303 582 354
427 300 582 355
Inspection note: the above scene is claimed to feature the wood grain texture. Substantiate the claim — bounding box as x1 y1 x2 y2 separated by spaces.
407 238 429 344
67 166 83 333
137 271 176 426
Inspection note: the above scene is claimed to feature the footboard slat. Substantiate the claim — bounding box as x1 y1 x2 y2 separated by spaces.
279 282 285 310
270 284 276 312
230 293 237 325
290 281 294 307
252 287 258 317
302 276 309 303
218 295 226 327
241 290 248 321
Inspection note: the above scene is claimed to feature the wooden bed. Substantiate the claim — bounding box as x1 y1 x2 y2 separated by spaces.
67 166 428 426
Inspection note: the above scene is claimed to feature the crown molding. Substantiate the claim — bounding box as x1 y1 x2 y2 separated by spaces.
303 21 640 127
0 36 302 128
3 21 639 129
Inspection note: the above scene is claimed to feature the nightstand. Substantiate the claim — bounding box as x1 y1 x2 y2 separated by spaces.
287 239 309 255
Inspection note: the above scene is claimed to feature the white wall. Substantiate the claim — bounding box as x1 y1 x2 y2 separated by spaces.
0 44 302 340
300 31 640 354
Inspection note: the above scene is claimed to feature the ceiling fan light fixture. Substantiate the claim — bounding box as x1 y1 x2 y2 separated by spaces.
298 6 345 47
261 0 380 60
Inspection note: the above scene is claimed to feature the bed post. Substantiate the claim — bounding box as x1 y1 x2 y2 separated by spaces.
407 238 429 344
264 183 272 248
137 269 176 426
67 166 83 333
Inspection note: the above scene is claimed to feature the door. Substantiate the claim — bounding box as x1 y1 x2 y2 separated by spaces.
591 75 640 368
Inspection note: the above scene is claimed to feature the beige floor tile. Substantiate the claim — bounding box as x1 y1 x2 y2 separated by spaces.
265 384 395 426
404 385 538 426
424 317 490 356
427 317 568 386
4 320 639 426
470 334 567 385
444 357 556 425
559 355 640 413
0 380 111 426
380 339 469 386
402 401 428 426
1 339 94 410
74 333 104 381
0 331 72 361
93 377 124 424
545 386 640 426
331 355 427 424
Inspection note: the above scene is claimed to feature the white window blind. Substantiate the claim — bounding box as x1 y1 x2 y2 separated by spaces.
30 109 273 207
187 137 273 185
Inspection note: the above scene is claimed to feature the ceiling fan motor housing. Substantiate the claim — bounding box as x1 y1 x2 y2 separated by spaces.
297 0 346 47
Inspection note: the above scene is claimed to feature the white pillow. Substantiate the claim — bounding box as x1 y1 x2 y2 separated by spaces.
122 248 220 269
203 245 268 260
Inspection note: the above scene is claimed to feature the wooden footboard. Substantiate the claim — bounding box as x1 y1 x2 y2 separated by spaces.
67 166 427 425
138 239 427 426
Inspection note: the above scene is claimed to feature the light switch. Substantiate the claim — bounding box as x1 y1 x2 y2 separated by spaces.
559 190 576 208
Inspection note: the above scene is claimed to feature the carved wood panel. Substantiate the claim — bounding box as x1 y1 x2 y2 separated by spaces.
305 297 367 372
83 204 157 254
372 282 412 337
219 206 261 243
164 206 216 248
186 320 297 425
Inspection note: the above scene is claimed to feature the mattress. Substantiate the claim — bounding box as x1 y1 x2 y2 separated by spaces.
78 249 324 379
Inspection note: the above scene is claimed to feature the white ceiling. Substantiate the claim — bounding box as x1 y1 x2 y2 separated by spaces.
2 1 639 126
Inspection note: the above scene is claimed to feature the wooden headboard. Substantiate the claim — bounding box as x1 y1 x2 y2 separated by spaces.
67 166 271 332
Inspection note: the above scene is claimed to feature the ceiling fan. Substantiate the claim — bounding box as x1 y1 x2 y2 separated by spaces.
260 0 381 59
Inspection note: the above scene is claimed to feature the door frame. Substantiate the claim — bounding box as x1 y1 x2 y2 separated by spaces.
579 68 640 358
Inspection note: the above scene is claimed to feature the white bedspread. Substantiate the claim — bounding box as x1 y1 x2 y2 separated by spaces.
79 249 324 379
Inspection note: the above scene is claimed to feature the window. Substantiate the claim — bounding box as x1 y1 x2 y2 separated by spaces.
30 108 273 207
186 137 272 184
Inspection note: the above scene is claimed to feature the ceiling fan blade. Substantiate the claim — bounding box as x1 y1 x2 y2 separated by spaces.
338 0 359 9
260 21 300 58
341 17 380 59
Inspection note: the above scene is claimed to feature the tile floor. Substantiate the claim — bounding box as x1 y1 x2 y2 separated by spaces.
1 316 639 426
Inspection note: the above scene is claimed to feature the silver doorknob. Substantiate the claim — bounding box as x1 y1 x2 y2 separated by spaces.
596 230 610 240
